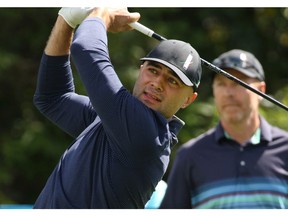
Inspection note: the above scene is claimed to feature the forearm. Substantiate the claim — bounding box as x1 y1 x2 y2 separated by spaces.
45 15 74 56
71 18 122 110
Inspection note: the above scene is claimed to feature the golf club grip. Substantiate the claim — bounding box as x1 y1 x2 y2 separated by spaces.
129 22 167 41
129 22 288 111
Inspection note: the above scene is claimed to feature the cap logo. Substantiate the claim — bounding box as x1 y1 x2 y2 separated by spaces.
183 53 193 70
239 53 247 61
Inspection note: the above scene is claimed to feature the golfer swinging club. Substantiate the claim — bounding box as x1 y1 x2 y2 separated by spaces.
33 7 202 208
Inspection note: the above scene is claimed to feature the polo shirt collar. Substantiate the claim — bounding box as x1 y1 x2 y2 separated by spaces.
224 128 261 145
215 116 271 145
168 115 185 148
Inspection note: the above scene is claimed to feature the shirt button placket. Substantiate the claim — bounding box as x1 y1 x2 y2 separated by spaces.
238 146 247 175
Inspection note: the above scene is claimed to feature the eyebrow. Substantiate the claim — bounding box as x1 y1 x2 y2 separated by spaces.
146 61 180 80
146 61 163 70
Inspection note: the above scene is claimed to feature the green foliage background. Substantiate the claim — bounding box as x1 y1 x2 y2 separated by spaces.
0 8 287 204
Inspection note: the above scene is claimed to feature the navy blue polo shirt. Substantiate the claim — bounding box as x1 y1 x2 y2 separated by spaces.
160 116 288 208
33 18 184 208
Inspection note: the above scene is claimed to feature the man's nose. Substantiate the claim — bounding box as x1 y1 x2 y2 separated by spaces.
223 84 238 96
151 76 164 92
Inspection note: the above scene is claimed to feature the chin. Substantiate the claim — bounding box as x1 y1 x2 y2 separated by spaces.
225 114 243 123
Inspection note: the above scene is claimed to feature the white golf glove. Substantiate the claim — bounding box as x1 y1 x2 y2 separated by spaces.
58 7 94 29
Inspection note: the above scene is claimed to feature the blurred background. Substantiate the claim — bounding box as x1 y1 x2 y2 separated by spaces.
0 7 287 205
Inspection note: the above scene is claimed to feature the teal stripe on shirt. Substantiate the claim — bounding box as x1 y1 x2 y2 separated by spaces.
191 177 288 208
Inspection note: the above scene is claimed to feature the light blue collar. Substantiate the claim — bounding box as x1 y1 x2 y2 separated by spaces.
224 127 261 145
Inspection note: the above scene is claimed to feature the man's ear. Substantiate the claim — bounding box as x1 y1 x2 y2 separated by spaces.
181 92 198 109
259 81 266 93
257 81 266 101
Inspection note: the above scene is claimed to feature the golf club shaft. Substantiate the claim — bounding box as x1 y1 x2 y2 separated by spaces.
129 22 288 112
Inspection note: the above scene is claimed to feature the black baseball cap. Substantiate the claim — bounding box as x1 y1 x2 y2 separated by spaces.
141 39 202 91
212 49 265 81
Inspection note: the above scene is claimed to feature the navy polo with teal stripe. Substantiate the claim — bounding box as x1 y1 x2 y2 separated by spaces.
160 116 288 208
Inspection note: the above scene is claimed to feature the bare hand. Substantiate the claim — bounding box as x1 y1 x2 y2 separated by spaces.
88 8 140 33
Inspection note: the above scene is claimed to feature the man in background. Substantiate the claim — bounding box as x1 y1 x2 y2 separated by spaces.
160 49 288 209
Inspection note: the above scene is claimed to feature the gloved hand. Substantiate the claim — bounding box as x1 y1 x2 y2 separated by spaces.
58 7 94 29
